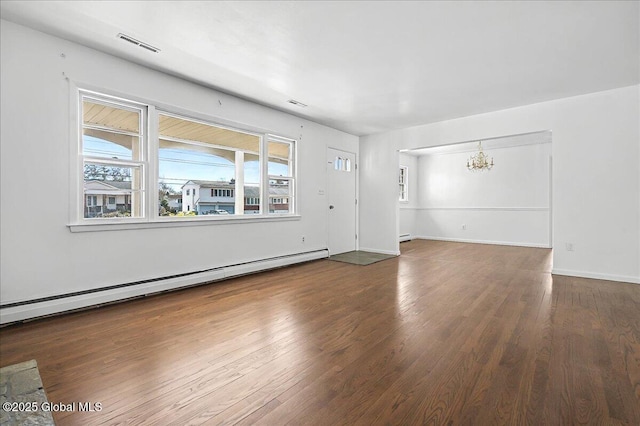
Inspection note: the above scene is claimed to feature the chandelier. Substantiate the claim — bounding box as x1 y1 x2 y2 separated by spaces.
466 142 494 171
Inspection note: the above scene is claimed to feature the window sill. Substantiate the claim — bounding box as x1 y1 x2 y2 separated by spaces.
68 214 301 233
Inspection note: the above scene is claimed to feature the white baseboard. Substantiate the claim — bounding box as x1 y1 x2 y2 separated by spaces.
414 235 551 249
0 249 329 325
358 247 401 256
552 268 640 285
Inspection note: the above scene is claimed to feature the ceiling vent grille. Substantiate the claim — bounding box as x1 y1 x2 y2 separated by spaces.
117 33 160 53
287 99 308 108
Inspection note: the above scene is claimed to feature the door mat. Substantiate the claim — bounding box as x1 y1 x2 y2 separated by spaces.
329 250 396 266
0 359 55 425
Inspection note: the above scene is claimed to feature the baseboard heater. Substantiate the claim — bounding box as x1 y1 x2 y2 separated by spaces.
0 249 329 325
399 233 412 242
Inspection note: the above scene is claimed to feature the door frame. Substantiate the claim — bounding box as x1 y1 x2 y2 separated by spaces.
326 147 358 255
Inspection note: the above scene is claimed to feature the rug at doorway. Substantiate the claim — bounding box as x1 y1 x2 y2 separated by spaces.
0 359 55 425
329 250 396 266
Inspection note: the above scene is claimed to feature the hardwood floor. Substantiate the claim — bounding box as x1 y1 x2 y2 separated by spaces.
1 240 639 425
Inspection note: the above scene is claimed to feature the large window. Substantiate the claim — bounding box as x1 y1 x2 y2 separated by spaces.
77 90 296 223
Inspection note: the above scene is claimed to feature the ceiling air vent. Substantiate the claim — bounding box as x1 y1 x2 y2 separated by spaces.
287 99 308 108
117 33 160 53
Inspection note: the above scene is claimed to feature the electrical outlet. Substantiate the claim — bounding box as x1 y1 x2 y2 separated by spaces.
462 224 466 230
565 243 574 251
302 236 305 243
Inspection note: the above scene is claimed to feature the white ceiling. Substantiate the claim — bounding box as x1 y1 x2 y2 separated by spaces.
1 1 638 136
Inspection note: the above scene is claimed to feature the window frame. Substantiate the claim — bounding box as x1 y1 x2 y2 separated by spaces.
399 165 408 203
70 86 299 231
266 135 296 215
76 90 147 223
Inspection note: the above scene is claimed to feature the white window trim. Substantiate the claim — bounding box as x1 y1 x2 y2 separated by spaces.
399 165 409 203
74 89 148 222
69 84 299 231
68 213 302 233
267 135 297 215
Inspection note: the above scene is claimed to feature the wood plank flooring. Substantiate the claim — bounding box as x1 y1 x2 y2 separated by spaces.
1 240 639 425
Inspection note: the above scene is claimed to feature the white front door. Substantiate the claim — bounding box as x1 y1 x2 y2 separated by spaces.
327 148 357 255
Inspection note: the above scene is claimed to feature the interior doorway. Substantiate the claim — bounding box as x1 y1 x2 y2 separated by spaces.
398 131 552 248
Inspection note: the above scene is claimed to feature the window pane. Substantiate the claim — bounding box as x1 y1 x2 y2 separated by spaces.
158 139 235 216
158 140 236 191
82 132 139 160
269 179 292 214
84 162 142 218
159 114 259 153
158 114 261 217
243 153 261 215
268 140 292 176
82 100 141 160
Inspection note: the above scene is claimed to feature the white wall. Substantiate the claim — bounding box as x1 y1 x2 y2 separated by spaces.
412 137 551 247
359 132 400 255
360 85 640 284
0 21 358 312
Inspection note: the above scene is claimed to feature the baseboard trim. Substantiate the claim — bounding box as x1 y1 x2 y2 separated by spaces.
0 249 329 325
358 247 401 256
414 235 550 249
552 268 640 285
